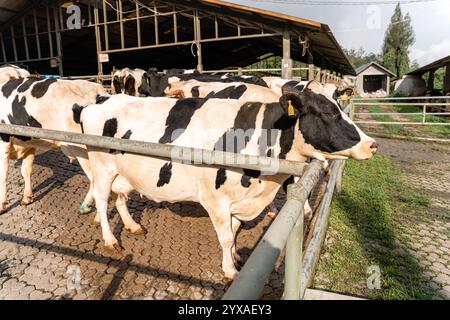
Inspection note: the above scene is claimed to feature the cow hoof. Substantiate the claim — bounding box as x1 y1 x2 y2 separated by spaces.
267 211 277 219
21 197 33 206
79 203 96 215
130 226 147 236
104 243 123 254
224 272 239 282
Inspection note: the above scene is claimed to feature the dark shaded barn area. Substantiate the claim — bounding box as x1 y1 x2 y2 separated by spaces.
0 0 354 78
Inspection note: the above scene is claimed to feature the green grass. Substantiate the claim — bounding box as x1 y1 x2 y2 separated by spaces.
312 155 439 300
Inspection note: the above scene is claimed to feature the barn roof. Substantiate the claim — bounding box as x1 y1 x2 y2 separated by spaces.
0 0 355 76
355 61 395 76
408 54 450 76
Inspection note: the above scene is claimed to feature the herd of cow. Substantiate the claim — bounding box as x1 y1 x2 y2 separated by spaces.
0 64 377 279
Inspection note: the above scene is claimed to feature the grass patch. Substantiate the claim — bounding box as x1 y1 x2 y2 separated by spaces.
366 105 412 136
312 155 439 300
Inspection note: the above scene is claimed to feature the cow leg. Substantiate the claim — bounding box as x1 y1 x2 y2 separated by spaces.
20 149 35 206
231 216 242 264
267 203 278 219
203 203 238 280
304 199 312 220
76 156 96 215
111 192 146 236
0 142 10 214
91 168 120 250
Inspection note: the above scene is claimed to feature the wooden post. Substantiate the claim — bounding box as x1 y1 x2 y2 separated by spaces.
427 70 435 92
315 67 321 82
308 64 314 81
444 63 450 95
282 28 292 79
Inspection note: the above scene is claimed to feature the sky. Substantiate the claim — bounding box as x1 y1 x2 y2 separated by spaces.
227 0 450 67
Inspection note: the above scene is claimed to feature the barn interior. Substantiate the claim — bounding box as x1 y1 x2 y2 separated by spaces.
0 0 355 78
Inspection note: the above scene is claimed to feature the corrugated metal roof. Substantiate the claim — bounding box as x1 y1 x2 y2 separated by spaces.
408 54 450 75
0 0 355 76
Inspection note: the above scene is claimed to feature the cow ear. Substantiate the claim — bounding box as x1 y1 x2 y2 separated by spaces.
333 88 353 101
280 93 302 118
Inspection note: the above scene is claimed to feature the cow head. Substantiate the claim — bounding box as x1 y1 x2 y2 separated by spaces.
0 64 30 83
164 81 186 99
280 81 377 161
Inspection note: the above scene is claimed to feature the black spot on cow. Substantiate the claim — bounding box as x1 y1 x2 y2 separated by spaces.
0 120 10 142
282 176 295 193
157 162 172 187
240 169 261 188
214 102 262 153
119 130 132 154
1 78 25 98
295 89 360 153
215 168 227 189
121 130 132 140
205 85 248 99
137 73 151 96
258 102 284 155
17 77 41 93
7 95 42 141
31 78 57 98
159 98 207 144
191 86 200 98
113 76 122 94
102 118 118 153
96 95 110 104
102 118 118 137
124 76 136 96
72 104 84 124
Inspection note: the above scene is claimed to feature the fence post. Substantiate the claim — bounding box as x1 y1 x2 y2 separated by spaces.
283 184 305 300
335 161 345 193
422 104 426 124
349 101 355 121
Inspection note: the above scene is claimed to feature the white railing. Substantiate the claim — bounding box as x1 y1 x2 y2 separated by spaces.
350 96 450 126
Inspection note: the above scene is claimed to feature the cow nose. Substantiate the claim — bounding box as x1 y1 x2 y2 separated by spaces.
370 142 378 153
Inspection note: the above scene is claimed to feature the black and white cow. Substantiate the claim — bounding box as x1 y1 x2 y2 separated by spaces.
165 79 279 102
145 69 268 97
0 65 114 217
112 68 151 96
80 80 377 279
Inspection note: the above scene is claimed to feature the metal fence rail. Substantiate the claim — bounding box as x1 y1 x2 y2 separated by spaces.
350 96 450 126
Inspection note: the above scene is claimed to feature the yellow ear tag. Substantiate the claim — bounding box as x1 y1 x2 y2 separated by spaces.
287 100 296 117
342 94 349 101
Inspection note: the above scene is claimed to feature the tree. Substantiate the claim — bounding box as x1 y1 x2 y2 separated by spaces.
382 3 415 79
343 47 381 68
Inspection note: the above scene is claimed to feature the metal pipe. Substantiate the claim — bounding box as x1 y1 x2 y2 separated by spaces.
353 102 450 106
300 160 343 298
0 33 6 62
354 121 450 126
46 6 53 58
21 18 29 61
222 160 323 300
33 9 41 59
351 96 450 101
0 124 308 177
283 205 304 300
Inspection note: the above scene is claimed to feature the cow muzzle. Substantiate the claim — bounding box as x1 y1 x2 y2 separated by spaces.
352 139 378 160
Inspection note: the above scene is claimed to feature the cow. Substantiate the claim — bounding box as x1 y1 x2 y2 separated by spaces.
165 79 279 102
0 65 114 218
79 80 378 279
145 69 268 97
112 68 150 97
